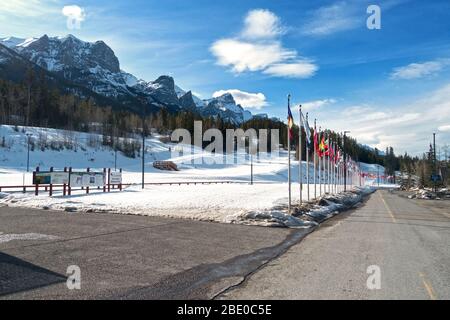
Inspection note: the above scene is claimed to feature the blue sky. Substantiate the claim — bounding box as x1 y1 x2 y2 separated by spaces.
1 0 450 155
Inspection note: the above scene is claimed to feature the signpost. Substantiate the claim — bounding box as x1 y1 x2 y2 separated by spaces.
69 172 105 188
430 174 442 182
33 172 69 185
30 167 121 196
110 171 122 185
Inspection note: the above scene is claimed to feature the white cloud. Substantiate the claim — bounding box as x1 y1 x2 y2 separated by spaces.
390 60 446 79
263 61 318 78
438 125 450 132
212 89 267 109
302 2 359 36
210 39 295 73
0 0 59 18
302 99 336 111
315 83 450 155
62 5 85 24
241 9 284 39
210 9 317 78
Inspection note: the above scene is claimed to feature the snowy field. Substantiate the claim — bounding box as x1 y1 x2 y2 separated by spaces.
0 125 390 227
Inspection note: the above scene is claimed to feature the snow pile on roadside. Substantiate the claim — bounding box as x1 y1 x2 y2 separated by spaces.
0 184 375 228
301 186 374 223
0 183 300 225
408 187 450 200
225 186 374 228
225 210 318 228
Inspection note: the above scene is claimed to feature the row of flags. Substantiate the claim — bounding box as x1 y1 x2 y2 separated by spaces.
288 103 346 165
286 100 363 212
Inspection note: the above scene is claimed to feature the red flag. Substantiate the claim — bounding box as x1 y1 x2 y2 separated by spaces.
314 128 320 156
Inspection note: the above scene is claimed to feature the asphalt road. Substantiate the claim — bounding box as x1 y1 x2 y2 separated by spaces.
1 190 449 300
0 206 295 299
220 190 450 300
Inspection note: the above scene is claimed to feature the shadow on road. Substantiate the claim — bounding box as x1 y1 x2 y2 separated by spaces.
0 252 66 297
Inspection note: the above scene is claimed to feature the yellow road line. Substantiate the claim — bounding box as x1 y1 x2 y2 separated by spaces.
379 191 397 223
419 272 437 300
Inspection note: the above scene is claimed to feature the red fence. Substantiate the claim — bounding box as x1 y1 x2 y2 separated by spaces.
0 165 242 196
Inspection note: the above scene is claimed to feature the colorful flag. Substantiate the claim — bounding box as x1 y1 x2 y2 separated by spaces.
319 134 328 157
300 111 311 146
287 105 294 140
328 142 335 160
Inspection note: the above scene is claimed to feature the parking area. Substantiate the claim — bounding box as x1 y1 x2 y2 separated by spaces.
0 206 292 299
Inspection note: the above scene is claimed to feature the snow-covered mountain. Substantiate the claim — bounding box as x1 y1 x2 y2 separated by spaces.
0 34 254 124
202 93 252 124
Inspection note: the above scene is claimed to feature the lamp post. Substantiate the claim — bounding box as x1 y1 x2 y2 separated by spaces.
26 133 32 172
114 148 117 171
244 136 256 185
343 131 350 191
141 98 146 189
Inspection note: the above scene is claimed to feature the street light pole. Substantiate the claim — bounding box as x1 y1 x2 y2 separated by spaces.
141 102 146 189
115 148 117 171
250 153 253 185
26 133 32 172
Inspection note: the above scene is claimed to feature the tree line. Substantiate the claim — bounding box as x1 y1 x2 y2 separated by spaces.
0 70 409 171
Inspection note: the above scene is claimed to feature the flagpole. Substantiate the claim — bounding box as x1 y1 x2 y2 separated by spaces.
306 113 310 201
328 137 331 193
326 136 329 194
326 132 329 194
299 105 302 206
338 161 340 192
314 119 317 199
287 94 291 214
319 128 322 197
333 142 336 194
336 160 341 193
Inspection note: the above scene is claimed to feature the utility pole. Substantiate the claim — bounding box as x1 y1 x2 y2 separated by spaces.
26 133 32 172
343 131 350 191
142 101 146 189
114 148 117 171
250 153 253 185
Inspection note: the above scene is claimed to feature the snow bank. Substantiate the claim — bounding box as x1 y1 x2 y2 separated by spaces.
0 125 375 228
0 185 375 228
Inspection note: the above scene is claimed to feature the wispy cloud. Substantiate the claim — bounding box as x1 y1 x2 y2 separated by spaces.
210 9 318 78
315 83 450 155
0 0 60 18
438 124 450 132
302 1 360 36
390 59 449 79
301 0 407 37
263 61 318 78
302 99 336 111
212 89 267 109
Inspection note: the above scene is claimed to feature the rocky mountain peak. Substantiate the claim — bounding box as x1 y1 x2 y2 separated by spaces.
178 91 197 110
215 92 235 104
0 34 255 124
154 75 175 91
